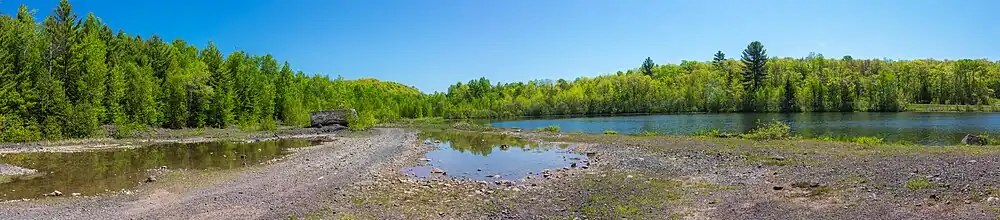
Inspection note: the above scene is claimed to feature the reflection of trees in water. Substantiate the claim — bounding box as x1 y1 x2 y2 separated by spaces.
422 131 540 156
0 140 309 198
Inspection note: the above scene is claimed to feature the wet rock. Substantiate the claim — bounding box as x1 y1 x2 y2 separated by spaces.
145 176 157 183
773 186 784 190
961 134 988 145
43 190 63 197
430 168 445 174
419 158 431 162
433 140 441 144
570 163 577 168
489 175 502 179
499 145 509 150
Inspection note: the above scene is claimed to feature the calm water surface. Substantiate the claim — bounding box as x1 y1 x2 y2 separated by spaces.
0 139 316 200
490 112 1000 145
403 131 586 181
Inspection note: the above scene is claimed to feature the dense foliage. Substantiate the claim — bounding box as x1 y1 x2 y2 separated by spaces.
2 1 999 142
440 46 1000 118
0 1 430 141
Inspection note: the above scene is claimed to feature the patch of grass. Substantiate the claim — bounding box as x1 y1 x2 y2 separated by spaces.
578 172 728 219
603 130 619 135
905 178 938 191
638 130 665 136
742 153 806 166
694 128 738 138
740 120 792 140
536 125 561 132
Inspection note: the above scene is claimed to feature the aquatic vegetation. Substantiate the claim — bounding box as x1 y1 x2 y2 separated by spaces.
603 130 619 135
536 125 561 132
740 120 792 140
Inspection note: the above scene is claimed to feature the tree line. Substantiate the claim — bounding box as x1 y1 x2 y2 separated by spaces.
2 1 998 142
0 1 431 142
439 42 999 118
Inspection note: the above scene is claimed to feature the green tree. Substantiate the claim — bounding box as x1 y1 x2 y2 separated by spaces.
741 41 768 111
641 57 655 77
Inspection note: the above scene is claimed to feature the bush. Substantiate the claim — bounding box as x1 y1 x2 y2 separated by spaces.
852 136 884 145
0 115 42 142
348 112 378 131
536 125 561 132
603 130 619 135
740 120 792 140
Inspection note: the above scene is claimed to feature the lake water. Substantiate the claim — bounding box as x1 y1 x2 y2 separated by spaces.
490 112 1000 145
0 139 317 200
403 131 587 182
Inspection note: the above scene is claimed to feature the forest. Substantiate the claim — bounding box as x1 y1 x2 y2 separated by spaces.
2 1 999 142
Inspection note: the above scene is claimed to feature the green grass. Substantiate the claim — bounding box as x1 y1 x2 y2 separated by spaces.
907 103 1000 112
536 125 561 132
603 130 619 135
905 178 938 190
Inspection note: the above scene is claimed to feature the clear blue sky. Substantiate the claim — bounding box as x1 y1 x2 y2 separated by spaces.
3 0 998 92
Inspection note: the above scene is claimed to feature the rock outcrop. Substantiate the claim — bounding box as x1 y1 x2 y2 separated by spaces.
962 134 988 145
309 109 357 128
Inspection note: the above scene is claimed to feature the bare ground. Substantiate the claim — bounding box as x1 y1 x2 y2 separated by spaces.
3 126 1000 219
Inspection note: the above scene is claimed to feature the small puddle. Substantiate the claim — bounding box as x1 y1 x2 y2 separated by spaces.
0 139 317 200
403 131 587 182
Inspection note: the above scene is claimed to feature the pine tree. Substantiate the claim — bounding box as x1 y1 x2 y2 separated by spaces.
780 75 797 112
641 57 655 77
741 41 768 111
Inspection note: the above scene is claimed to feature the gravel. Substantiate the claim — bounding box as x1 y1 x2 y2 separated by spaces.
0 164 37 176
0 128 418 220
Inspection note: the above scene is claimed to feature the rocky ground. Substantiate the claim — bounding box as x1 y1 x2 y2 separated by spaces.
2 125 1000 219
0 128 414 220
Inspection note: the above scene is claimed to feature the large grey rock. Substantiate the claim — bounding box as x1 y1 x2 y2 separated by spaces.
309 109 357 128
962 134 988 145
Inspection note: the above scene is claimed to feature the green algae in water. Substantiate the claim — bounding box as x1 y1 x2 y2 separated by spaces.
0 139 315 200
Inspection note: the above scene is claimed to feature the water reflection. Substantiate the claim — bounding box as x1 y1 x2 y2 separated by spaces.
0 139 315 200
404 131 585 181
491 112 1000 145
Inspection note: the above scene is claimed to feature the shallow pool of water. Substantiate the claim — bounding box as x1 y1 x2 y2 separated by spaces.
0 139 316 200
403 131 587 182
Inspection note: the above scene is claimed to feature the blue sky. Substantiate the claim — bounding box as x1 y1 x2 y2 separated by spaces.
2 0 998 92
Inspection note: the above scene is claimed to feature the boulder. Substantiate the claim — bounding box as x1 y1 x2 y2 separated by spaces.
962 134 988 146
43 190 63 196
145 175 157 183
309 109 357 128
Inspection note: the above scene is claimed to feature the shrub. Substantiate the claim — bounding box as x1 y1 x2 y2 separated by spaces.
536 125 561 132
740 120 792 140
348 112 378 131
603 130 619 135
852 136 884 145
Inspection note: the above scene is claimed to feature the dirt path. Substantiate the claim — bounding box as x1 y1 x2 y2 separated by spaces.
0 128 419 220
